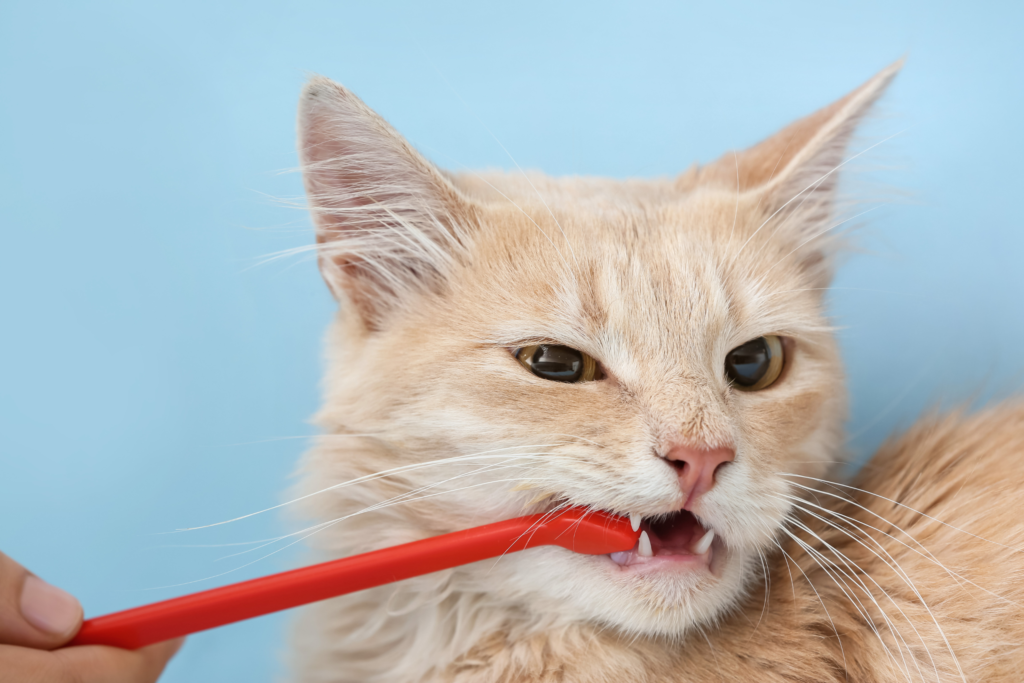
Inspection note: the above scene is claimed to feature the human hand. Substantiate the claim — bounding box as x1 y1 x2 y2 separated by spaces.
0 551 182 682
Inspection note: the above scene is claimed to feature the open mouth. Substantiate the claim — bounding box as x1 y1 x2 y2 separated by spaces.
608 509 716 570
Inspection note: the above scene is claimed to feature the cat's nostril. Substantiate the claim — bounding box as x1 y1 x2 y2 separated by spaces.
661 444 736 508
666 459 686 474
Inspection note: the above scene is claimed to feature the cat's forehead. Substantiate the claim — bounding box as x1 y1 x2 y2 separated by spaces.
457 178 804 364
452 171 682 208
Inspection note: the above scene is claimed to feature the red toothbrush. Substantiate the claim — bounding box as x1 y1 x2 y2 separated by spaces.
69 507 639 650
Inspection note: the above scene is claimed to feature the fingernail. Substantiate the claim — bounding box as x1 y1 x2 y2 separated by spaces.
20 574 82 636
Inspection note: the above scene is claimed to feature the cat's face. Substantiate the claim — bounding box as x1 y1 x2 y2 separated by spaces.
298 63 897 637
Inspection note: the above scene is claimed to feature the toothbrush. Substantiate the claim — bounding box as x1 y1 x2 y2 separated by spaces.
69 507 639 650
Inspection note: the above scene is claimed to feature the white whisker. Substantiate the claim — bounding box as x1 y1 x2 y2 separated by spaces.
172 445 579 532
783 502 943 681
731 130 905 265
780 474 1018 552
770 539 850 676
782 529 916 681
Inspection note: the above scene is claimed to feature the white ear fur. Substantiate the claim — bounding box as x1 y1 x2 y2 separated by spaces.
693 60 902 278
297 77 473 328
764 63 899 198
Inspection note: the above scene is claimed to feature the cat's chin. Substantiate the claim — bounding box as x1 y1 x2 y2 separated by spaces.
547 539 750 639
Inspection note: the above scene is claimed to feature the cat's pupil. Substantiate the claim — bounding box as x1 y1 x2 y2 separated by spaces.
529 345 583 382
725 337 771 386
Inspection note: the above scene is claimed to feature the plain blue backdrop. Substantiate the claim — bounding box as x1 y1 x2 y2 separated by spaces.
1 1 1022 681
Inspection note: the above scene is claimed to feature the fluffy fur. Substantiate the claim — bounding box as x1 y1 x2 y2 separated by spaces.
286 62 1024 681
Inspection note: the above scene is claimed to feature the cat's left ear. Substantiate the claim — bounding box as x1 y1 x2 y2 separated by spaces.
688 60 902 270
298 77 475 329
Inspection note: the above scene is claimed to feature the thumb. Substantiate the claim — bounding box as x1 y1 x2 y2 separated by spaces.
0 551 83 649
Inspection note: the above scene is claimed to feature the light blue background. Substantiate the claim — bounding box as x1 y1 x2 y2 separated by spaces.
1 2 1022 681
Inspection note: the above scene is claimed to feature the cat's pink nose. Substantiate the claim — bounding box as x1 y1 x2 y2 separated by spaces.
663 444 735 507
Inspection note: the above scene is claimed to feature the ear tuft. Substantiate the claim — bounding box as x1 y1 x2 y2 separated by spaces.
298 77 473 328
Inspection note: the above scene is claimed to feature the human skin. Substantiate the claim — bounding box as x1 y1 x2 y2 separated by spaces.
0 551 181 683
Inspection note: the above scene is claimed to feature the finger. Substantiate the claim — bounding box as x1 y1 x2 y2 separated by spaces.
0 638 184 683
55 639 185 683
0 552 82 649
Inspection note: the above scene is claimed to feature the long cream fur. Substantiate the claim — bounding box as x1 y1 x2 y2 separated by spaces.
286 61 1024 681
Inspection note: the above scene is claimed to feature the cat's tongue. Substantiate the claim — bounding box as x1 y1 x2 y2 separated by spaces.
647 511 704 555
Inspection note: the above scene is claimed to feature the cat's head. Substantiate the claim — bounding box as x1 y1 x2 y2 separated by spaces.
297 63 898 637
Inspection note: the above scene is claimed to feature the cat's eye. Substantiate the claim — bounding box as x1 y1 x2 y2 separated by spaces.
515 344 599 383
724 335 785 391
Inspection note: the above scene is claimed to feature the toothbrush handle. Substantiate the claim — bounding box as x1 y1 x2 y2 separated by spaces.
69 508 634 650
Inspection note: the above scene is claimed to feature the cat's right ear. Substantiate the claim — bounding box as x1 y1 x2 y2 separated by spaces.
298 77 474 329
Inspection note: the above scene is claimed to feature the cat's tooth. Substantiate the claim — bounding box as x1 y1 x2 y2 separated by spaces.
629 512 642 532
609 551 631 566
638 531 653 557
694 529 715 555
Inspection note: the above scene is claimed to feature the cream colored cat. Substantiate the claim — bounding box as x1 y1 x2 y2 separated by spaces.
286 62 1024 682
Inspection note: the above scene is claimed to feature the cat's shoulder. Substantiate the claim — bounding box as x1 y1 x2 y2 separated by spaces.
858 401 1024 498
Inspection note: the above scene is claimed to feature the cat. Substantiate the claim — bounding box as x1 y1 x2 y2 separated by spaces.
285 61 1024 682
